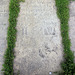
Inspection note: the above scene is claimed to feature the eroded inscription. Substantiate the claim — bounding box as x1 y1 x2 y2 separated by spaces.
44 26 55 35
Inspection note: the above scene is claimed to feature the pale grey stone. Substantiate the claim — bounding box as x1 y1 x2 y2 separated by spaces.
14 0 63 75
0 0 9 74
69 1 75 62
69 1 75 52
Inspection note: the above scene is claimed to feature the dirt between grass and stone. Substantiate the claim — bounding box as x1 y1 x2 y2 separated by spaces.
13 0 64 75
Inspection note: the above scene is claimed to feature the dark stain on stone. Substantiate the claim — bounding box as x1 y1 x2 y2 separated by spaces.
52 49 58 55
39 49 45 58
45 45 50 49
45 45 51 52
53 32 55 35
52 49 55 52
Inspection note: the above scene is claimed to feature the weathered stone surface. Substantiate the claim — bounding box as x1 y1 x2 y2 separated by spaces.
69 1 75 62
14 0 63 75
0 0 9 74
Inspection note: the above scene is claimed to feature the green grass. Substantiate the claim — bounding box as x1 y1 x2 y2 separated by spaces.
2 0 24 75
55 0 75 75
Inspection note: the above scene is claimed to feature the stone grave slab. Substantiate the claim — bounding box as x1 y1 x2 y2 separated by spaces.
14 0 63 75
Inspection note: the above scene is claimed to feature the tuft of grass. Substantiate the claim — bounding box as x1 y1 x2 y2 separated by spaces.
2 0 24 75
55 0 75 75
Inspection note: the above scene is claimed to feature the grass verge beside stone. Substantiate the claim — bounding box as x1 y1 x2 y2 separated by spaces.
2 0 24 75
55 0 75 75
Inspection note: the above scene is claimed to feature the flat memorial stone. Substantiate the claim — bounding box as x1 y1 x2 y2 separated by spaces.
14 0 63 75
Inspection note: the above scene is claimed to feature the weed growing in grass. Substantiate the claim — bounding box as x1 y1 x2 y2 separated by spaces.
55 0 75 75
2 0 24 75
